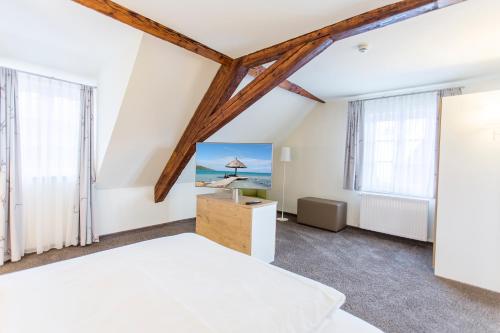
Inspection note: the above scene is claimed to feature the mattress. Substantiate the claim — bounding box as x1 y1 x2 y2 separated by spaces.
318 309 382 332
0 233 382 332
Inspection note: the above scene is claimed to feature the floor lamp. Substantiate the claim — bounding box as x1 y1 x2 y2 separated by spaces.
277 146 291 222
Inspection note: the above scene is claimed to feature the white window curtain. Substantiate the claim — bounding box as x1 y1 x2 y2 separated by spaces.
343 100 364 191
360 92 438 198
18 73 81 253
0 68 23 266
78 86 98 246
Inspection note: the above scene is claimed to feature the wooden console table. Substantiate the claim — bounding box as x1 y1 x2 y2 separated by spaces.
196 192 277 263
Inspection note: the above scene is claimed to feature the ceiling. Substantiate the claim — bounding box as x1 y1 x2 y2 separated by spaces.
1 0 500 98
0 0 140 79
289 0 500 98
112 0 398 57
112 0 500 98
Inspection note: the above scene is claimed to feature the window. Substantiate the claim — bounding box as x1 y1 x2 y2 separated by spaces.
18 73 81 178
17 72 82 252
360 92 438 198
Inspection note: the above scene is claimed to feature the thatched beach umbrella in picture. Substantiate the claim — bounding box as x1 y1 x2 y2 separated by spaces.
225 158 247 176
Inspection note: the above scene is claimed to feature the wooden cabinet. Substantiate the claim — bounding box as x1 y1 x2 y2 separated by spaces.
196 193 277 263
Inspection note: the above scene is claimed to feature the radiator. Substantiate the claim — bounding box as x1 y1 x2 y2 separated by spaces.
359 193 430 241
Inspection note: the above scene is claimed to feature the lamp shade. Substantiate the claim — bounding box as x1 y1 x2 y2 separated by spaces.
280 146 292 162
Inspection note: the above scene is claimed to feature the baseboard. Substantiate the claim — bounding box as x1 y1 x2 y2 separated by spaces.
353 226 432 245
277 210 297 217
100 217 195 238
436 275 500 295
103 211 294 239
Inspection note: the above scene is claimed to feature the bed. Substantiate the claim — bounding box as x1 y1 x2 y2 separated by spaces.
0 233 382 332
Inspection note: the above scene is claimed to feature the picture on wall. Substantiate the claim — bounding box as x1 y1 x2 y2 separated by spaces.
195 142 273 189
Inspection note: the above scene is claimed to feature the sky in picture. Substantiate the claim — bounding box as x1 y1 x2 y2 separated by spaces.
196 143 273 173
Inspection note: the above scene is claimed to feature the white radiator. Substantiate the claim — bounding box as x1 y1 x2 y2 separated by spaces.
359 193 430 241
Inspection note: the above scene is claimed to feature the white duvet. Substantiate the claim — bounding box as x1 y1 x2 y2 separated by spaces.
0 233 347 333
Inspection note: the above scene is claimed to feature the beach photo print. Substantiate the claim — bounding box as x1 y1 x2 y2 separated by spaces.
195 143 273 189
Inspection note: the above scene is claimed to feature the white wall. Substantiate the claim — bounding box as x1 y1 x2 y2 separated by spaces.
434 90 500 292
96 32 143 170
269 100 362 226
96 184 215 235
96 157 218 235
96 185 190 235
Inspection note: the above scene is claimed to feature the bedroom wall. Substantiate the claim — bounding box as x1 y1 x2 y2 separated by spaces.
95 159 214 235
434 90 500 292
268 100 362 226
269 75 500 228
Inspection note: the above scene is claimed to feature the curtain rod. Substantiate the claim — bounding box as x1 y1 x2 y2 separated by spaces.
352 86 464 103
10 68 97 89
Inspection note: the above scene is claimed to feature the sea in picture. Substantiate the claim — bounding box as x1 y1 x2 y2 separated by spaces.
195 143 273 189
196 169 272 189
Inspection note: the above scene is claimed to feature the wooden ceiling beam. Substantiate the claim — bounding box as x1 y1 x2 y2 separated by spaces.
199 37 333 151
73 0 322 102
154 60 248 202
241 0 465 67
155 37 332 201
72 0 232 65
248 66 325 103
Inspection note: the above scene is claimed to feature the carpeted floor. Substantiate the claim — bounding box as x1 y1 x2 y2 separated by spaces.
1 215 499 333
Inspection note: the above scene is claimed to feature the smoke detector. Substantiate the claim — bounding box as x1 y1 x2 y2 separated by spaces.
357 43 369 53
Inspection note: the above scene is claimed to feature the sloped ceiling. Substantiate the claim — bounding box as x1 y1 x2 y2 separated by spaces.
113 0 500 98
112 0 397 57
97 34 218 188
97 34 316 188
0 0 140 79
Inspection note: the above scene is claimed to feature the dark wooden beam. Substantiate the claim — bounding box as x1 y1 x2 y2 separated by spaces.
248 66 324 103
72 0 232 65
155 38 331 201
154 60 248 202
198 37 333 149
242 0 465 67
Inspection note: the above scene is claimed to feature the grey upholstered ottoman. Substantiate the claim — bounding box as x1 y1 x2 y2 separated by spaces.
297 197 347 232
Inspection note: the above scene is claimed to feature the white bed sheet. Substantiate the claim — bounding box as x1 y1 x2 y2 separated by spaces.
0 233 381 332
318 310 383 333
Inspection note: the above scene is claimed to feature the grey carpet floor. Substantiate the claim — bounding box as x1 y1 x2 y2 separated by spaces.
1 215 499 333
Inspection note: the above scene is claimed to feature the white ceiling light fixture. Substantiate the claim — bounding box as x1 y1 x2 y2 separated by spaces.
357 43 369 53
